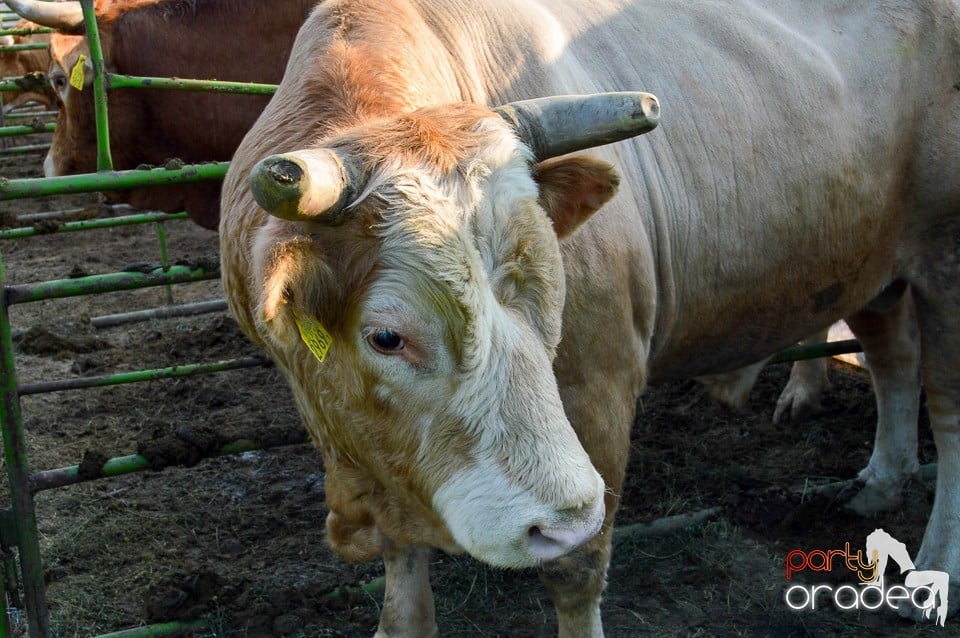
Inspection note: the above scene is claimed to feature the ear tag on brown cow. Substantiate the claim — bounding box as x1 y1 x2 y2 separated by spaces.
69 55 87 90
294 313 333 363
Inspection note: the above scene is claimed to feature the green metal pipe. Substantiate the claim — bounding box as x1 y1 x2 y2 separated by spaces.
11 205 108 224
2 110 57 120
0 161 230 200
769 339 862 364
0 266 49 638
0 76 50 93
91 619 207 638
31 436 301 493
30 436 284 494
34 454 151 491
154 220 173 304
0 561 9 638
5 264 218 305
0 143 49 155
0 211 189 240
17 355 270 396
0 43 47 52
107 74 277 96
0 27 53 37
0 122 55 137
89 299 228 329
81 0 112 171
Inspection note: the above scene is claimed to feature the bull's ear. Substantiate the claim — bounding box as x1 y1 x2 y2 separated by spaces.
532 155 620 238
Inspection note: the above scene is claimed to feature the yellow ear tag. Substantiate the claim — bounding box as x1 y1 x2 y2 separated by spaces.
69 54 87 90
294 313 333 363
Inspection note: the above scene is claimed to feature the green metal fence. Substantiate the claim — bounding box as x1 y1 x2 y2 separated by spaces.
0 17 54 158
0 1 287 636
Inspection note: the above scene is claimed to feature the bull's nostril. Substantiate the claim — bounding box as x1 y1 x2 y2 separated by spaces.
526 522 598 562
526 525 565 561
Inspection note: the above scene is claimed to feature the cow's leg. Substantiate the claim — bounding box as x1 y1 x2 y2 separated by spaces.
772 328 832 424
697 329 834 419
374 539 437 638
843 292 921 516
695 359 767 410
540 369 639 637
904 228 960 620
539 539 607 637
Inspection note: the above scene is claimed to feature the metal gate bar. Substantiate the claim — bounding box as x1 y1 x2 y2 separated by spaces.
18 355 269 396
31 436 299 494
0 161 231 200
0 212 189 239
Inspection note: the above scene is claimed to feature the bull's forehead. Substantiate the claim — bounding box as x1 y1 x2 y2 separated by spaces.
48 33 86 71
357 121 566 366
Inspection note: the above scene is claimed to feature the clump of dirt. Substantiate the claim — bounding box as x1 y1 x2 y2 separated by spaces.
144 568 230 622
136 423 306 470
30 219 61 235
137 425 223 469
15 325 111 356
76 449 111 480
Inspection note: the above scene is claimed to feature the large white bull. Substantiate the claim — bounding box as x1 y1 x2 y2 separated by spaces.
220 0 960 635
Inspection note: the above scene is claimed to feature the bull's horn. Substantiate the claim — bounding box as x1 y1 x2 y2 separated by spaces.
4 0 85 32
494 91 660 161
250 149 359 224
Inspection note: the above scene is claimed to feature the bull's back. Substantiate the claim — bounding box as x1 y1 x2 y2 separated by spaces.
533 0 960 380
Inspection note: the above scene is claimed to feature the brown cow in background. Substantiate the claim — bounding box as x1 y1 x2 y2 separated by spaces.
0 19 54 112
5 0 316 229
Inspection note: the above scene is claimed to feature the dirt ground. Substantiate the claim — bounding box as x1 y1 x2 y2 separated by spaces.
0 139 951 638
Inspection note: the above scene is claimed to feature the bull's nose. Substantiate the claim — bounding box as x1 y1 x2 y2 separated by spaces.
525 499 605 562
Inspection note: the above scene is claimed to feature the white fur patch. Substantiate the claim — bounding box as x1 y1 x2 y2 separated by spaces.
433 460 604 568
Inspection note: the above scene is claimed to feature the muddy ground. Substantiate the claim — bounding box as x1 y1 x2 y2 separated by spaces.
0 137 950 638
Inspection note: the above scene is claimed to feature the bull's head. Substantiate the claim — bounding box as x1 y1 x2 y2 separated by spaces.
5 1 96 177
241 92 658 567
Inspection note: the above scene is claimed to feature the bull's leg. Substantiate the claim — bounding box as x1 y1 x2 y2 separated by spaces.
697 329 833 419
843 292 921 515
903 227 960 620
540 369 639 637
374 539 437 638
539 536 608 637
695 359 767 410
772 328 832 424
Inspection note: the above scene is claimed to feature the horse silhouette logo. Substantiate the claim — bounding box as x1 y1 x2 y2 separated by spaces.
864 528 949 626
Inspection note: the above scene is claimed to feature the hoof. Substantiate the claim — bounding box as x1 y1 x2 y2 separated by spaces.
842 482 904 517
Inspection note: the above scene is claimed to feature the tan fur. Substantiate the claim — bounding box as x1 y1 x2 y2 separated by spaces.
221 0 960 633
332 103 500 176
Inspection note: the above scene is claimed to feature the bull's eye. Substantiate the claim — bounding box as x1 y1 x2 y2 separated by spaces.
365 328 404 354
